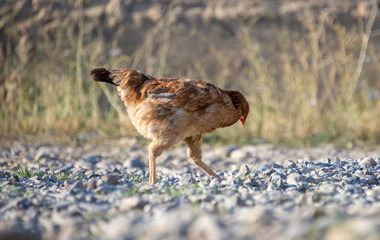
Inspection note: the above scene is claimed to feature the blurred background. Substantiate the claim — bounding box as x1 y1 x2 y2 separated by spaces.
1 0 380 146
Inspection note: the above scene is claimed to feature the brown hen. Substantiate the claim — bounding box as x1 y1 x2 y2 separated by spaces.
91 68 250 184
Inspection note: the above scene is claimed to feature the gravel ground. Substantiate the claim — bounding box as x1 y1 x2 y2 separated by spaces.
0 139 380 240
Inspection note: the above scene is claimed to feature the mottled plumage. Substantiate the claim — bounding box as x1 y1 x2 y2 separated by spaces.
91 68 250 184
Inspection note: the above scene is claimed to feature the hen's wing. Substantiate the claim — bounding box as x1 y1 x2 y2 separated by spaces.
141 78 222 112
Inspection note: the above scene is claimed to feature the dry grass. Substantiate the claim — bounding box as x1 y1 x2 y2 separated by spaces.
1 6 380 146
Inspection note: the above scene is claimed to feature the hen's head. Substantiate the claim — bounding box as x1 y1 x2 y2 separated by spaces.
228 90 250 127
239 97 250 127
240 105 250 128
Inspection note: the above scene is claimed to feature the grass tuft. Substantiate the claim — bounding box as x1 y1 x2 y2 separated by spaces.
13 166 34 178
1 6 380 146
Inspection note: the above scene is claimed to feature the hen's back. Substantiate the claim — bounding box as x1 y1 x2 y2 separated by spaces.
127 77 241 140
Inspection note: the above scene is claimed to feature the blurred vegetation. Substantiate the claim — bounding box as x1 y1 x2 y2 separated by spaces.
1 3 380 147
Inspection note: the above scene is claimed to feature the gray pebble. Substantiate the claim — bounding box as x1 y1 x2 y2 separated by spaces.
35 148 54 160
179 173 195 185
2 141 380 240
230 148 252 160
237 164 250 177
102 174 119 186
283 159 296 168
209 178 221 187
286 172 305 186
266 173 286 190
119 196 145 210
188 213 230 240
123 157 146 169
318 183 339 194
69 181 85 194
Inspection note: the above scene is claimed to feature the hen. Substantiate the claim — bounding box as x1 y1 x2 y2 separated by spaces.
91 68 250 184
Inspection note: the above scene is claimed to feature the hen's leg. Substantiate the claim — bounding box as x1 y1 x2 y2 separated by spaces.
184 135 221 179
148 141 174 184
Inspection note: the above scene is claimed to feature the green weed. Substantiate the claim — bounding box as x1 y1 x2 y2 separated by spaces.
13 166 34 178
56 172 70 181
164 185 184 197
127 173 147 183
240 164 256 181
123 185 139 197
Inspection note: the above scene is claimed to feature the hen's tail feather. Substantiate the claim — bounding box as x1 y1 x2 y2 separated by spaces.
91 68 119 86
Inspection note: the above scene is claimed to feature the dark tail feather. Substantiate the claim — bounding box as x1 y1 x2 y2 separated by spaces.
90 68 119 86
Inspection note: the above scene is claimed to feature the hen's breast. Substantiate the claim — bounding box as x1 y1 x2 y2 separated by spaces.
126 101 189 141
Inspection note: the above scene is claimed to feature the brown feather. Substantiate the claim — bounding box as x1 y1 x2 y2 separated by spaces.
91 68 250 184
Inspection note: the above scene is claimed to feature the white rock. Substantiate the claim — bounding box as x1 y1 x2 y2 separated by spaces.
359 157 376 167
123 158 146 169
119 196 145 210
286 172 305 186
188 213 230 240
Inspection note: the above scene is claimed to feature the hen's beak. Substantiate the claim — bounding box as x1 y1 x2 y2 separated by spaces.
240 116 247 128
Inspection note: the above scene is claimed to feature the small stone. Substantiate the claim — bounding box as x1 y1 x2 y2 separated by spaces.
243 178 258 188
360 162 371 170
224 194 245 209
265 172 286 190
119 196 145 210
286 172 305 186
0 229 40 240
271 163 283 169
69 180 85 193
102 174 119 185
299 167 313 174
226 176 240 185
17 197 32 210
340 160 349 166
103 215 135 239
344 184 364 194
359 157 376 167
188 213 228 240
44 174 58 183
85 194 97 203
10 175 20 183
0 162 8 167
75 160 96 170
306 163 320 170
213 145 239 157
86 178 97 190
83 153 102 164
332 156 340 163
53 165 73 174
363 169 371 175
209 178 221 187
318 183 338 193
123 158 146 169
229 148 252 160
360 175 378 185
67 203 83 216
63 179 75 187
49 185 58 192
35 149 53 160
310 192 322 202
95 185 118 195
75 154 102 170
179 173 195 185
30 175 42 181
237 165 250 177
